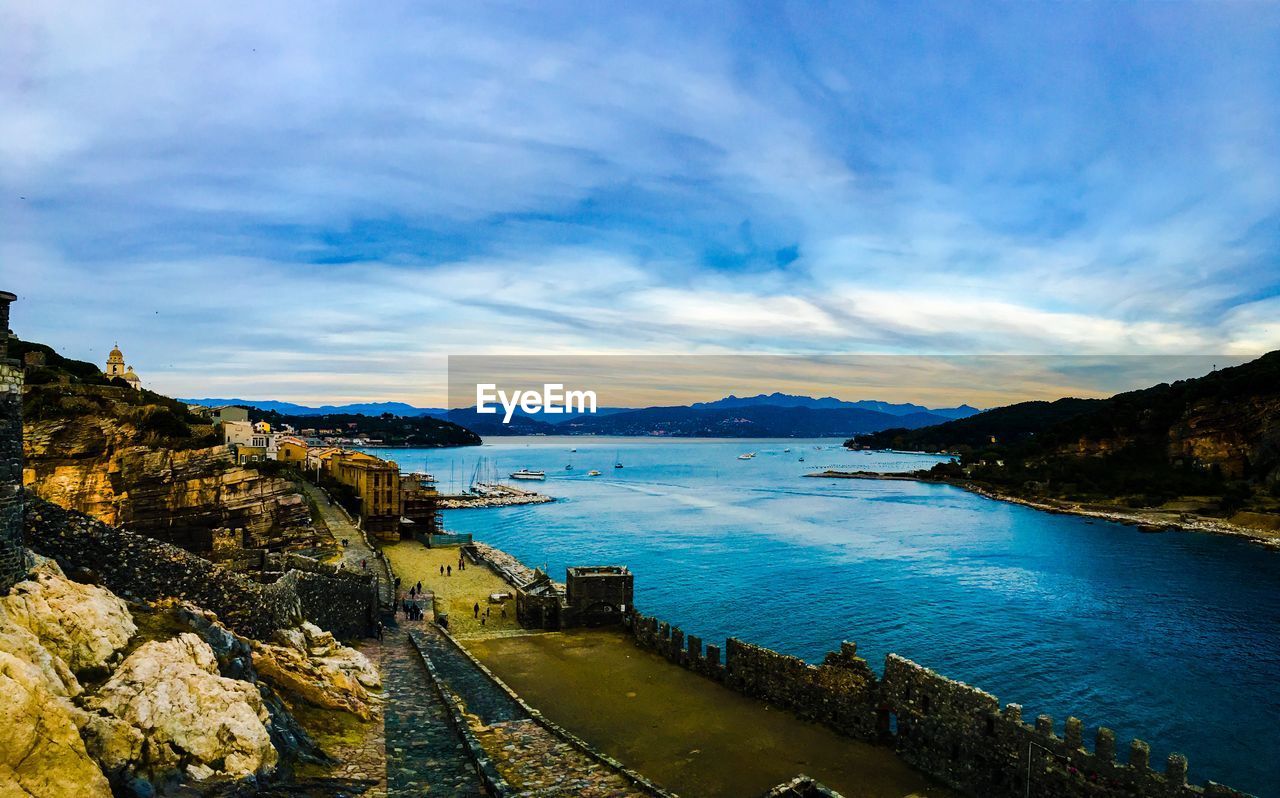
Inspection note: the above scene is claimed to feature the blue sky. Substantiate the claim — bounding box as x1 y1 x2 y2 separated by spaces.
2 1 1278 404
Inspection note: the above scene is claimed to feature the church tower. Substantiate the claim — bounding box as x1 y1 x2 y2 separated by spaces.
105 344 126 379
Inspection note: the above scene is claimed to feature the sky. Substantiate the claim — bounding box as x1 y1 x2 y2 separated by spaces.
2 1 1278 406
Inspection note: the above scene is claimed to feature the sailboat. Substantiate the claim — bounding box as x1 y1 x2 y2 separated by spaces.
613 450 624 468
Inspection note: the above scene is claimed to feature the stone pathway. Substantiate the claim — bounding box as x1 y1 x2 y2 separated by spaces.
411 625 652 797
301 479 395 610
381 620 486 796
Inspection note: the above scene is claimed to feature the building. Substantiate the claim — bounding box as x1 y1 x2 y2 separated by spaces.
223 420 271 450
213 406 250 424
324 451 402 540
565 566 634 626
275 436 308 466
515 565 634 630
103 344 142 390
400 473 442 537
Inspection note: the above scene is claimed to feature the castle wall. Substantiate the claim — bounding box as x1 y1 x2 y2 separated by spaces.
0 359 26 593
627 613 1255 798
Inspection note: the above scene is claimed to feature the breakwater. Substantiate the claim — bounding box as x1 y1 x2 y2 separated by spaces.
628 612 1253 798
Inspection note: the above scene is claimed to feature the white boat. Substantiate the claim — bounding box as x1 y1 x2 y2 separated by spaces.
588 469 601 476
509 469 546 480
738 452 756 460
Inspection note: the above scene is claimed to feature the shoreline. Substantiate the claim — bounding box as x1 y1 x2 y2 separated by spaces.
807 469 1280 550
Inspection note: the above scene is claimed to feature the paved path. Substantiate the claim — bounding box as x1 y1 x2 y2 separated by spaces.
382 620 486 796
301 479 395 610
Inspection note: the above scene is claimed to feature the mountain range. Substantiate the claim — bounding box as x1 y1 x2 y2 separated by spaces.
182 394 980 437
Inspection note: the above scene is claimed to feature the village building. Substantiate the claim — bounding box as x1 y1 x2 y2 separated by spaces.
323 450 403 540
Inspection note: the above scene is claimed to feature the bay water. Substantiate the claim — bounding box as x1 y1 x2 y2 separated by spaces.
365 437 1280 796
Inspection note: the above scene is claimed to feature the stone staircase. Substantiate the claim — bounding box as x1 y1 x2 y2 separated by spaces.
381 623 486 796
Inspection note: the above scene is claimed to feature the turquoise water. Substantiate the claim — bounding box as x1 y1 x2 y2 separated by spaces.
365 438 1280 796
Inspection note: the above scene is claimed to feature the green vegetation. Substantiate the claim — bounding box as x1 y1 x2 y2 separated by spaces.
852 351 1280 516
248 408 481 447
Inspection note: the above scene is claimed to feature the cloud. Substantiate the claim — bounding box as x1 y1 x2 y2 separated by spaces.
1 1 1277 404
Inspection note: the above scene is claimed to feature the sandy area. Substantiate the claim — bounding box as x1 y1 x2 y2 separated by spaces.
381 540 522 637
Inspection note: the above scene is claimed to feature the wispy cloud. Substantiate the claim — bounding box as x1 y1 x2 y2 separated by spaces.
2 1 1277 404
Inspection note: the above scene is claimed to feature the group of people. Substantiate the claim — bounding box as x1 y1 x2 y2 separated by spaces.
402 600 425 621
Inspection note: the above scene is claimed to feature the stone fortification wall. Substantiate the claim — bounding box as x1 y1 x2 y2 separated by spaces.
628 613 1254 798
0 359 26 593
25 497 375 640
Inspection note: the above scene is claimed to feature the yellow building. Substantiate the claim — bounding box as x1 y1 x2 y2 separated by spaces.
325 451 402 540
235 445 268 464
275 436 308 466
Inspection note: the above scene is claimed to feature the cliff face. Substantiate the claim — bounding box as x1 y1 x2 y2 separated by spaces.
22 383 313 552
1167 395 1280 482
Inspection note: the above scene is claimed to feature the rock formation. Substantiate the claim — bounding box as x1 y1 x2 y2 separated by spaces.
252 621 382 720
87 633 279 781
23 382 313 553
0 550 381 796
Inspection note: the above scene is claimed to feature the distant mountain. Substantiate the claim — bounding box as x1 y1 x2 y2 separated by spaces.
182 398 447 417
557 404 947 438
690 392 981 419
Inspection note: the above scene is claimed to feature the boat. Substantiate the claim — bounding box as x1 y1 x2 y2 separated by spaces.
783 448 791 453
798 456 805 462
588 469 601 476
570 448 577 452
613 450 623 468
738 452 756 460
509 469 546 480
565 464 574 470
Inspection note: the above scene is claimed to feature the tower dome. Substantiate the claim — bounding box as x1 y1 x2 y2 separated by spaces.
105 343 129 379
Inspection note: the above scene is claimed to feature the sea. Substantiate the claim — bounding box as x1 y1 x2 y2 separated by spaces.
362 437 1280 796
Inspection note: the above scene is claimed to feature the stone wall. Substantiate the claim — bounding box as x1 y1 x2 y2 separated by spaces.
0 358 25 593
627 613 1255 798
24 497 375 640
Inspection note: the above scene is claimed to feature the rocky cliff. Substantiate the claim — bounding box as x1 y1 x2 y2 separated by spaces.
0 551 381 797
22 380 313 552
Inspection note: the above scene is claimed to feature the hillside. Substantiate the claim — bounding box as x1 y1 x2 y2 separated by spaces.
18 338 315 552
849 351 1280 525
247 408 482 447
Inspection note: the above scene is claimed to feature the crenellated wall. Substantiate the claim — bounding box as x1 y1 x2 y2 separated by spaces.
627 613 1256 798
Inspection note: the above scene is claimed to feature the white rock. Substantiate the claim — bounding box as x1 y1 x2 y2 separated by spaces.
0 557 135 675
87 633 278 780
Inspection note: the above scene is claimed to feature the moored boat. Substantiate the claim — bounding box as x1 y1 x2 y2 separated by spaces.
509 469 546 480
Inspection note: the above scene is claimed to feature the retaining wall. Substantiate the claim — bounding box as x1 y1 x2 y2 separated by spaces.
627 613 1255 798
25 496 376 640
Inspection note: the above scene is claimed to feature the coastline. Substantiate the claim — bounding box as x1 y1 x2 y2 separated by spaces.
807 469 1280 550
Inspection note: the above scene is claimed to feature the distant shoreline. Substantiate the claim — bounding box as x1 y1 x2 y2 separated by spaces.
807 469 1280 550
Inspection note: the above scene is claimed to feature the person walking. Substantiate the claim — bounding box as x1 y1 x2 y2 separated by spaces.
447 565 452 576
473 602 480 618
